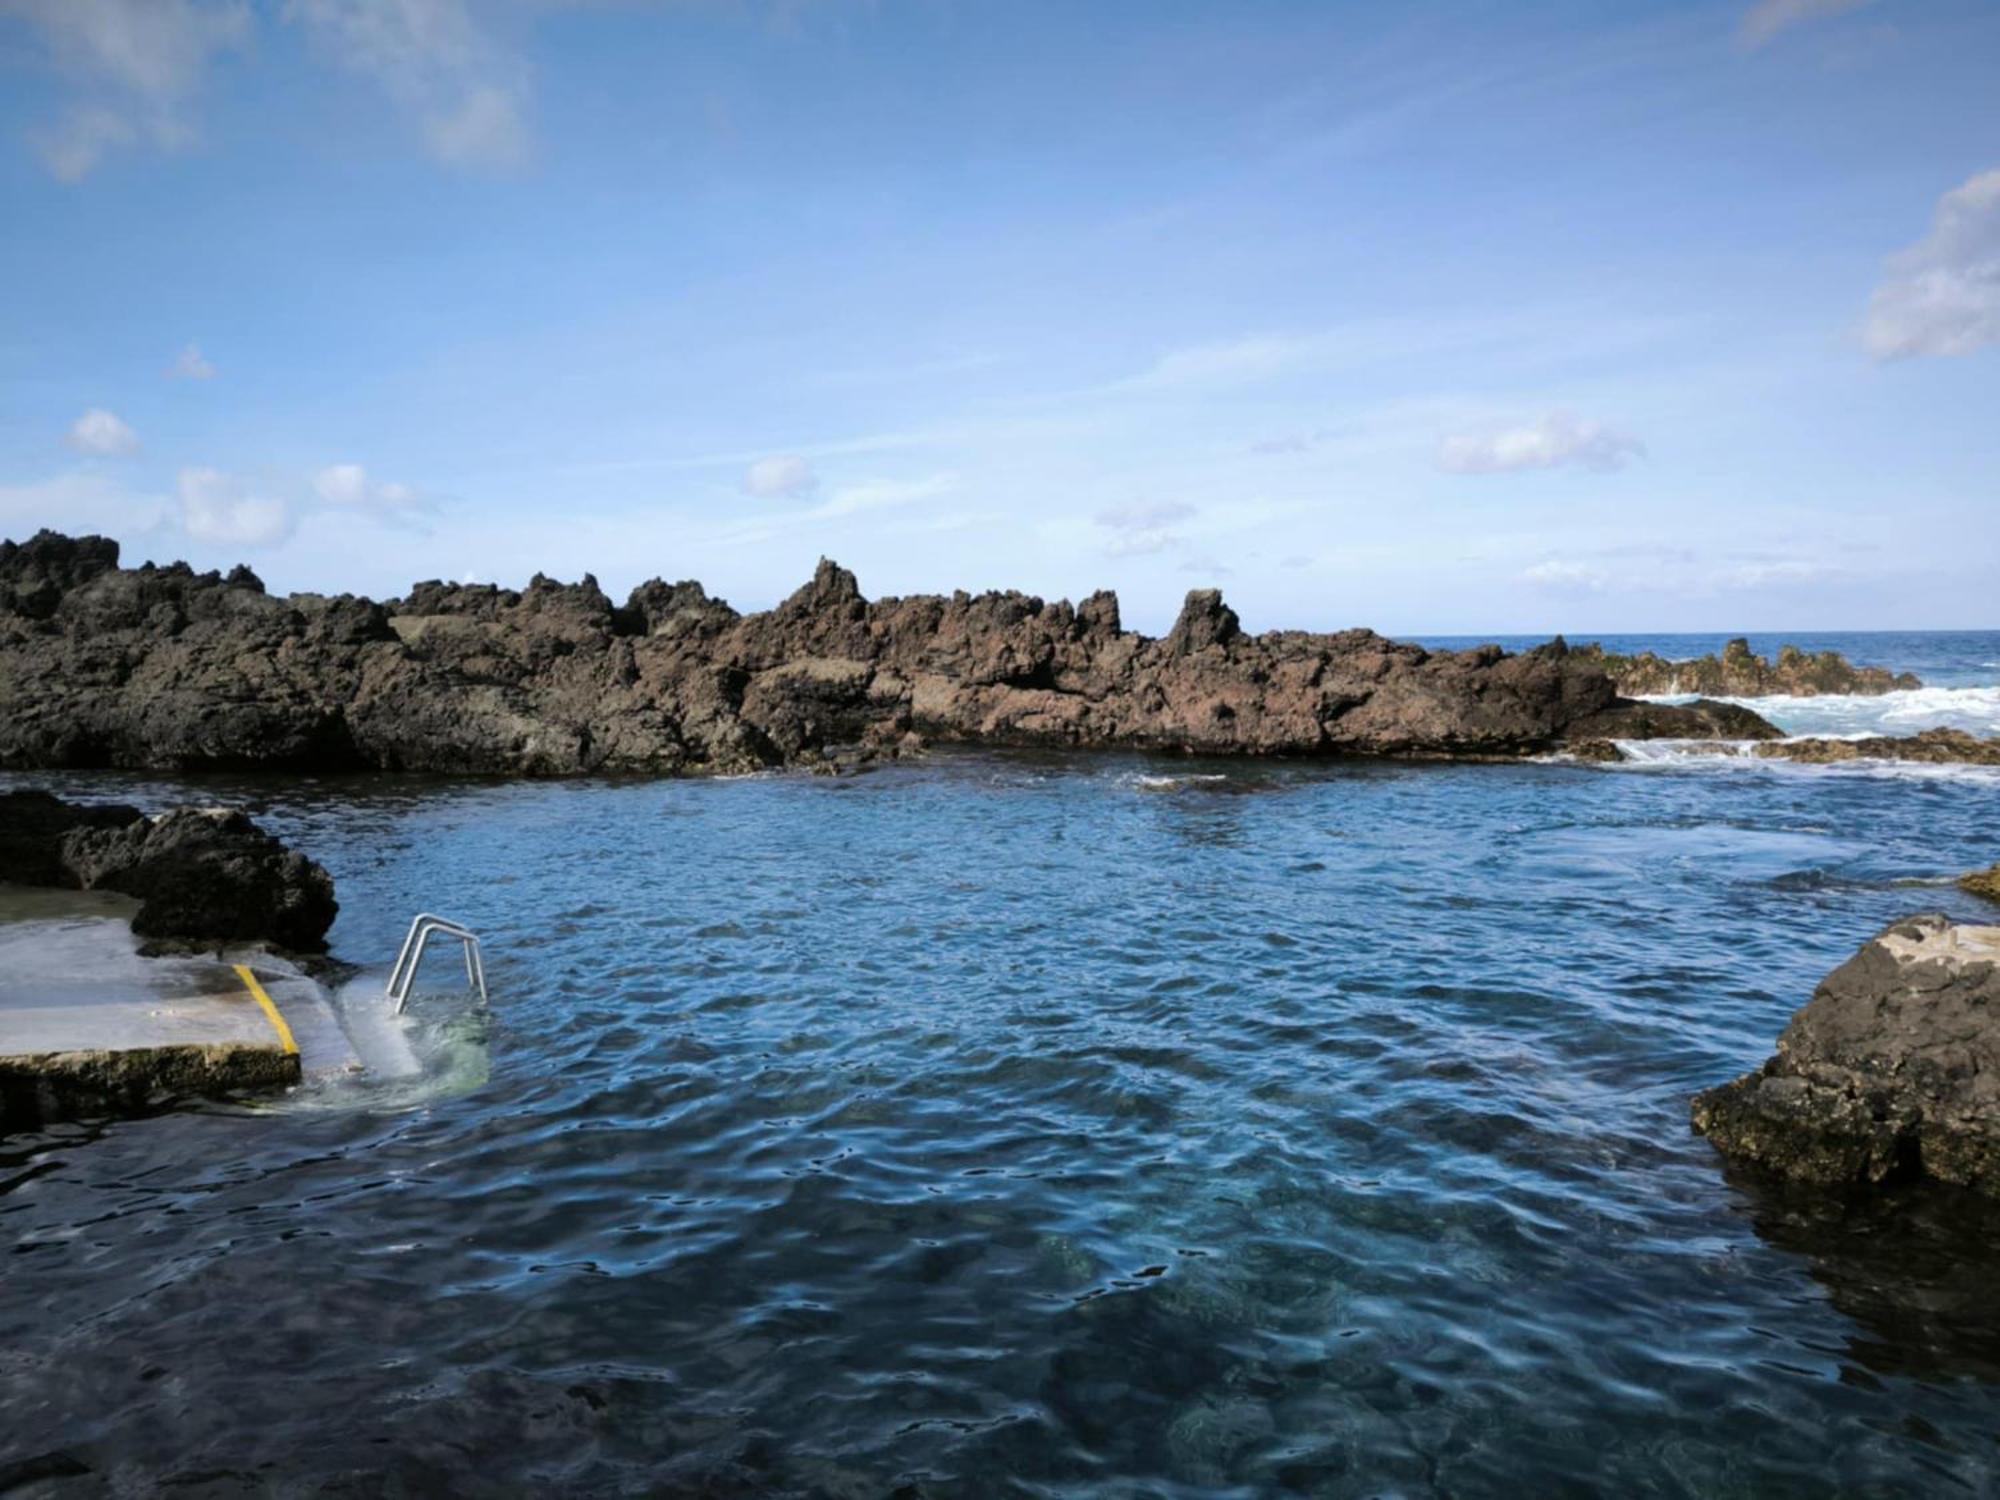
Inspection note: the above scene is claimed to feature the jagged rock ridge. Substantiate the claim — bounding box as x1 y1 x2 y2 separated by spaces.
0 530 1776 778
1572 637 1921 697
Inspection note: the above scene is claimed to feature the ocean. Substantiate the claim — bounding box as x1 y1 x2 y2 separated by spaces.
3 630 1998 1494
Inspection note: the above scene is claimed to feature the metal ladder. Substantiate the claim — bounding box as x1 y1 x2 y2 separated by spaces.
387 913 488 1015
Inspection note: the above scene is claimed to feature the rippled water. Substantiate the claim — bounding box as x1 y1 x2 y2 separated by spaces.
6 743 2000 1495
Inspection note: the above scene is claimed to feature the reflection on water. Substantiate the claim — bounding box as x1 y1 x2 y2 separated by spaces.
2 750 2000 1494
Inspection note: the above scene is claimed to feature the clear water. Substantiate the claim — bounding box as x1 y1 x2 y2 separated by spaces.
4 634 2000 1494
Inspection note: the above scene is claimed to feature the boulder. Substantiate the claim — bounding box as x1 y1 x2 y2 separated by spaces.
0 791 337 950
1963 864 2000 904
1692 915 2000 1194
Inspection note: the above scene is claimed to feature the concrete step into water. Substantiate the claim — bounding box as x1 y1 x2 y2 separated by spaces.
0 887 359 1128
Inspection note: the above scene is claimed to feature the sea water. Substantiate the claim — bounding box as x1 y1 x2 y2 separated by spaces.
3 631 1999 1494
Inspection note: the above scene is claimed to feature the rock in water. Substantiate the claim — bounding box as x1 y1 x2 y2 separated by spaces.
1756 728 2000 767
0 791 337 950
1572 636 1921 697
0 530 1779 776
1963 864 2000 904
1692 915 2000 1194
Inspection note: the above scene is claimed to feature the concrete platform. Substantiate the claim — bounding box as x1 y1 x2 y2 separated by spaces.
0 886 357 1129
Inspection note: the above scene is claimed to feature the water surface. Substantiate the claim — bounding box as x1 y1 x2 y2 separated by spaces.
4 727 2000 1493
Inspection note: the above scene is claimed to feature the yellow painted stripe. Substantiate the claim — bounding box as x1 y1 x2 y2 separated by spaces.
234 964 299 1056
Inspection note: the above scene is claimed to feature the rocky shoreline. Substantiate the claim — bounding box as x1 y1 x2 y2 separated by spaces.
1572 637 1920 697
0 790 337 951
0 530 1777 777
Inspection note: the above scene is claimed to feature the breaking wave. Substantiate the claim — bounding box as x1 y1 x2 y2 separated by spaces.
1638 686 2000 739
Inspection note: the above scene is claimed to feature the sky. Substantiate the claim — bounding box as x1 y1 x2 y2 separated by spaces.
1 0 1996 635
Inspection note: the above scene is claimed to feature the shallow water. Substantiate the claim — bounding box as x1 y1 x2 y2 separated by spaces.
5 742 2000 1495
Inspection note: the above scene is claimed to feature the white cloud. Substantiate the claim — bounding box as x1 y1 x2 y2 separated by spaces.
1438 412 1644 475
743 454 818 498
1736 0 1875 50
286 0 532 171
1863 168 2000 360
177 467 293 547
65 408 140 456
0 469 170 537
4 0 249 179
1095 501 1197 557
1520 559 1606 593
171 341 216 379
312 462 423 513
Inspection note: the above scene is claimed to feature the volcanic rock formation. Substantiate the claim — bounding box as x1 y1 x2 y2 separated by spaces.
1756 728 2000 767
1693 915 2000 1195
0 530 1777 776
1572 637 1920 697
0 790 337 950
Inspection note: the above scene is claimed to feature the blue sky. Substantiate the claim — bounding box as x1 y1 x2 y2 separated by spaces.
1 0 1996 633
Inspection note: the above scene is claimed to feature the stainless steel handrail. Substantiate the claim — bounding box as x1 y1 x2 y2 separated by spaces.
387 912 487 1015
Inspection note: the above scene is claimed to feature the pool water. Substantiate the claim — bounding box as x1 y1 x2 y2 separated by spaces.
3 746 2000 1495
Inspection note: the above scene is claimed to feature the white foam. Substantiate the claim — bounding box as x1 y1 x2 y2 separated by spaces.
1637 685 2000 739
1129 772 1230 791
1593 737 2000 784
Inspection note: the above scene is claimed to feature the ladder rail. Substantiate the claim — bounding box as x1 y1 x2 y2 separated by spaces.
387 913 488 1015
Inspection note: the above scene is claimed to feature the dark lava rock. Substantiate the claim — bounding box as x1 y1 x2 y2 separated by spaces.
1756 727 2000 767
0 790 336 950
1562 697 1783 743
0 529 1778 776
1692 915 2000 1194
1572 636 1921 697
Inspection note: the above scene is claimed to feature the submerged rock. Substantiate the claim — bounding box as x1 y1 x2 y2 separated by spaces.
1692 915 2000 1195
0 530 1777 777
0 790 336 950
1755 728 2000 767
1573 636 1920 697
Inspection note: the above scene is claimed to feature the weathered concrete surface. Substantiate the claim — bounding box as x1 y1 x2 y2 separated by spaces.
0 529 1778 776
1693 915 2000 1195
0 888 351 1130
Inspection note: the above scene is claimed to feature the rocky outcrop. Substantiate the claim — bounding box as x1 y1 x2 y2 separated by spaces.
0 790 337 950
1755 728 2000 767
0 530 1776 777
1963 864 2000 903
1573 637 1920 697
1692 915 2000 1194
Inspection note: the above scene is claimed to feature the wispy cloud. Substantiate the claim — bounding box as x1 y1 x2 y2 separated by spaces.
170 341 216 379
313 462 428 519
5 0 250 179
1863 167 2000 360
66 408 140 456
1094 501 1196 558
1736 0 1877 50
1438 412 1643 475
284 0 532 170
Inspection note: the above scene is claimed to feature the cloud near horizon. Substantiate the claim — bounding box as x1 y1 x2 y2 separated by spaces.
1438 413 1643 475
177 467 293 547
1864 168 2000 360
